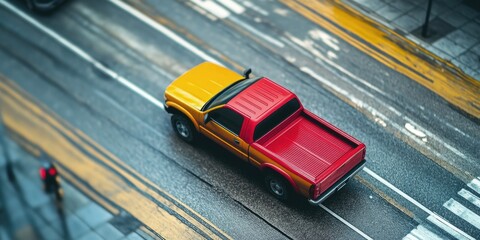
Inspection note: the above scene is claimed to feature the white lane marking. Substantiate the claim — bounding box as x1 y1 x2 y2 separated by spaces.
363 167 474 240
327 51 337 59
94 63 164 109
73 3 176 80
300 67 349 95
362 167 431 214
306 63 465 168
242 1 269 16
101 5 450 234
229 16 285 48
427 215 474 240
444 198 480 230
403 225 444 240
216 0 244 14
403 117 466 158
191 0 231 19
110 0 222 66
0 0 165 110
301 67 435 151
444 122 468 137
387 106 402 116
374 118 387 127
293 34 469 162
273 8 289 16
109 1 477 235
319 204 373 240
4 1 457 237
467 178 480 195
405 122 427 139
308 29 340 51
443 142 466 158
191 0 283 48
187 2 219 21
289 34 474 154
287 34 385 95
458 189 480 209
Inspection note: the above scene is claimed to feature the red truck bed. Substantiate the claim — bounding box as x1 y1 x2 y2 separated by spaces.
258 110 365 188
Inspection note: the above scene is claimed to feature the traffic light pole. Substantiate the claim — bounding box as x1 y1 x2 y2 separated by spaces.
0 105 15 182
422 0 434 37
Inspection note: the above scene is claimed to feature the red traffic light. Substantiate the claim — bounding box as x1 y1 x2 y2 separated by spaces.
39 168 46 180
48 167 57 176
39 163 58 180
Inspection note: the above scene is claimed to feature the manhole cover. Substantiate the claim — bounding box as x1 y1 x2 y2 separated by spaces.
411 17 455 43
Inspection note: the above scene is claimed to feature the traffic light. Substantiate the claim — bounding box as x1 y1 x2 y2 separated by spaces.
39 162 62 201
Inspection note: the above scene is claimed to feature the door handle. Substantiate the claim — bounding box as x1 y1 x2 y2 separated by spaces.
233 139 240 145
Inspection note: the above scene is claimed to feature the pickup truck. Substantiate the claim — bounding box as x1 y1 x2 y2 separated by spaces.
164 62 366 204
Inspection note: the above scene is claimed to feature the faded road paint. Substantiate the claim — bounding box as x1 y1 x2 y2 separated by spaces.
282 0 480 119
0 77 231 240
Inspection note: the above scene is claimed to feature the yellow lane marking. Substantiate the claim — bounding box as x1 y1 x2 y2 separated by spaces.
139 226 162 240
282 0 480 118
9 133 42 158
73 129 232 240
0 78 230 240
8 133 120 215
59 164 121 215
0 78 231 240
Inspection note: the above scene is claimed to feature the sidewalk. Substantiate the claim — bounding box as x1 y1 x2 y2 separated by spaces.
345 0 480 81
0 137 156 240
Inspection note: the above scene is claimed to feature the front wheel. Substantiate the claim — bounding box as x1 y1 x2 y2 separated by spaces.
264 172 292 202
171 114 196 143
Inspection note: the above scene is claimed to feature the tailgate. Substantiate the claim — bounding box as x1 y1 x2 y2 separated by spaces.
261 110 365 183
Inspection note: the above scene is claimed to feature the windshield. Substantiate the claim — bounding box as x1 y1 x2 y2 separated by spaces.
253 98 301 141
202 78 259 111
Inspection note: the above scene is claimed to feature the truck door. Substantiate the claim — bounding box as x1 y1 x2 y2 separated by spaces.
200 107 249 161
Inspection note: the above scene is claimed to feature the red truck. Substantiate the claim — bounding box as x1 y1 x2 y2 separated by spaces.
164 62 366 204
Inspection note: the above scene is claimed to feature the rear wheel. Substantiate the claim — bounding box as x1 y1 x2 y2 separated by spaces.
264 172 292 201
171 114 196 143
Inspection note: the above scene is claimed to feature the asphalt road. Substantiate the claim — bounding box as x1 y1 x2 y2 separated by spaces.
0 0 479 239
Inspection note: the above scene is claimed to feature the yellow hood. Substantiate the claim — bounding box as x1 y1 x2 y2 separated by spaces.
165 62 244 110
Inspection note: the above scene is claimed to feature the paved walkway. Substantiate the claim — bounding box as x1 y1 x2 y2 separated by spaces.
344 0 480 81
0 137 157 240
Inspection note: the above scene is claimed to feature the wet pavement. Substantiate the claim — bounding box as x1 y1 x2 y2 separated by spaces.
0 137 155 240
346 0 480 80
0 0 479 239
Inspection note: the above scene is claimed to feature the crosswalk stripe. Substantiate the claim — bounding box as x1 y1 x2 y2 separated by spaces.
403 225 443 240
403 234 418 240
458 189 480 209
405 180 480 240
427 215 474 240
444 199 480 230
467 178 480 195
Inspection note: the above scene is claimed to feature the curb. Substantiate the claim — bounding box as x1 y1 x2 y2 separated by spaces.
286 0 480 120
336 0 480 119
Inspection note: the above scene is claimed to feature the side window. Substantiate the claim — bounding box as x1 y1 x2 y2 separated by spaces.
209 108 244 135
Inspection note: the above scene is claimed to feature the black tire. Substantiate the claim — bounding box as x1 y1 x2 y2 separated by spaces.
264 172 292 202
171 114 196 143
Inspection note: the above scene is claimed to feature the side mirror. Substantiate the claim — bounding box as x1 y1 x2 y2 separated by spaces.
243 68 252 79
203 113 210 123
